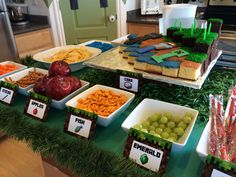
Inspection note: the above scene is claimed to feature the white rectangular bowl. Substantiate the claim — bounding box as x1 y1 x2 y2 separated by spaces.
1 67 48 96
196 120 210 162
29 80 90 110
0 61 27 79
121 98 199 149
66 84 135 127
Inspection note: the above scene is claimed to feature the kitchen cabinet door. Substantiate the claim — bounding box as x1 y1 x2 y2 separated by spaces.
59 0 117 44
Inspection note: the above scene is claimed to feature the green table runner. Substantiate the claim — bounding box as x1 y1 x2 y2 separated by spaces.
0 66 235 177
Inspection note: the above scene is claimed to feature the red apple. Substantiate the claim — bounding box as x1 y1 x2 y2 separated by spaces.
33 76 50 95
49 60 71 77
67 76 82 92
46 75 72 100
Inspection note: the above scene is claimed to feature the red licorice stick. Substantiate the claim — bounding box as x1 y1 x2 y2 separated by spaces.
209 95 217 156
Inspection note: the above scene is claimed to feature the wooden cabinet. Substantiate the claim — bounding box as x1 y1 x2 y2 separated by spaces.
127 23 159 36
15 28 53 58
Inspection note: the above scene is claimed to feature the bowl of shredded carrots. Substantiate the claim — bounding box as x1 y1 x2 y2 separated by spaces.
0 61 27 79
66 85 135 127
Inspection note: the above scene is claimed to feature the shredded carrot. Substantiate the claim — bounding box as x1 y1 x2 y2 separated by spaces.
0 64 19 76
76 89 128 117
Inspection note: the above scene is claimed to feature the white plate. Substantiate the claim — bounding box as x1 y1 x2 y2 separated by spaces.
66 84 135 127
1 67 48 96
29 80 90 110
121 98 199 149
33 45 102 72
0 61 27 79
196 120 210 162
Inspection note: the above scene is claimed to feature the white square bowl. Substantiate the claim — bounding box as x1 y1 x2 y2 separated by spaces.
29 80 90 110
121 98 199 149
196 120 210 162
65 84 135 127
0 61 27 79
1 67 48 96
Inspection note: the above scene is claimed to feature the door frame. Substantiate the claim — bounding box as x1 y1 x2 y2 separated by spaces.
49 0 127 46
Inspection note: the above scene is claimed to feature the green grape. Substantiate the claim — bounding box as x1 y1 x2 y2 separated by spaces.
159 124 166 129
172 116 181 123
149 130 156 135
160 116 168 124
133 124 142 130
169 132 178 139
183 116 192 124
178 121 187 130
167 121 176 128
163 112 173 119
185 112 193 118
153 112 162 120
148 126 156 131
161 132 170 139
156 128 163 134
168 136 177 142
152 122 159 128
174 127 184 136
142 121 150 128
164 127 172 134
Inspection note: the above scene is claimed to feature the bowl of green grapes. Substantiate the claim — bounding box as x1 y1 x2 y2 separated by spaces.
121 98 198 148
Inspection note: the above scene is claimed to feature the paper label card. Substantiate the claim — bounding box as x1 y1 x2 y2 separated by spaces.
67 115 92 138
26 99 47 120
129 140 163 172
64 107 98 140
119 76 139 92
211 169 232 177
0 87 14 104
117 69 142 93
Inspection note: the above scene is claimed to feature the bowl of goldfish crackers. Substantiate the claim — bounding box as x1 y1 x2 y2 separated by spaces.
66 84 135 127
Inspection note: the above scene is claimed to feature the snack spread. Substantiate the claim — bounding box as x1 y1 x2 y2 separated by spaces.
0 64 19 76
5 70 45 88
76 90 127 117
45 47 92 63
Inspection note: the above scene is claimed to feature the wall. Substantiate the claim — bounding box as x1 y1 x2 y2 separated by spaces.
25 0 49 16
125 0 141 11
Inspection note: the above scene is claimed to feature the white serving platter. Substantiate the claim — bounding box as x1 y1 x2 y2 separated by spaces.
121 98 199 150
66 84 135 127
84 48 222 89
0 61 27 79
33 45 102 72
1 67 48 96
28 80 90 110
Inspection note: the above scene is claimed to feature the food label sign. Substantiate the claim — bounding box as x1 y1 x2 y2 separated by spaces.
0 81 18 105
211 169 232 177
117 69 142 93
0 87 14 104
24 91 51 121
64 107 98 140
67 115 92 138
26 99 47 120
129 140 163 172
